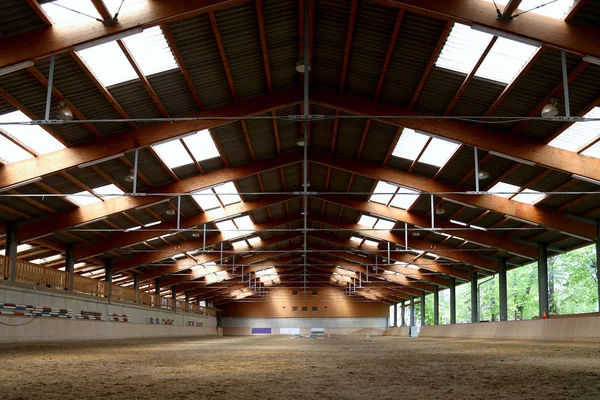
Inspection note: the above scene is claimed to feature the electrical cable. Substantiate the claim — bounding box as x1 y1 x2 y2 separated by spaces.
0 316 37 327
512 0 559 18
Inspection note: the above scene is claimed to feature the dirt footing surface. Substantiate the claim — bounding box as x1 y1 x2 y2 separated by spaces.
1 335 600 399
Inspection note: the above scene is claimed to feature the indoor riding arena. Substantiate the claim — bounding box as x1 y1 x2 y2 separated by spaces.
1 1 600 399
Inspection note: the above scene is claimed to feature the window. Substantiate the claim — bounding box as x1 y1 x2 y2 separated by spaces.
214 182 241 206
548 107 600 153
302 307 308 312
312 290 318 296
122 27 178 76
77 41 138 87
389 187 420 210
192 188 221 211
488 181 546 204
292 306 298 312
370 181 396 205
66 184 124 206
419 138 461 167
41 0 102 26
0 134 32 164
182 130 220 162
312 307 318 312
191 182 242 211
488 182 519 198
483 0 575 19
292 290 298 296
152 139 194 169
358 215 377 227
152 130 221 169
0 111 65 155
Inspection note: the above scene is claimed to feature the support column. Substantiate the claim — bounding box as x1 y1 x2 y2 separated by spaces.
105 259 113 299
538 243 549 317
65 244 75 293
134 274 140 304
471 271 478 323
410 296 415 326
171 286 177 310
185 291 190 311
154 277 161 296
5 221 17 281
450 277 456 324
420 292 426 326
433 285 439 325
499 258 508 321
196 295 201 306
401 300 406 326
393 303 398 327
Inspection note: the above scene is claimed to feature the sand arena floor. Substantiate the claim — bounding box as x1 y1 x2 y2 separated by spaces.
1 335 600 399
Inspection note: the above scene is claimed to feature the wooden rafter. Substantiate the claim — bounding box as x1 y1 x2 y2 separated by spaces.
25 0 52 26
255 0 272 93
209 11 237 101
339 0 358 93
374 9 404 101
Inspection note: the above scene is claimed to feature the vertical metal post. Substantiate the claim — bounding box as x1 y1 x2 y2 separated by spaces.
387 242 390 263
171 286 177 311
154 277 161 296
105 259 113 300
420 291 426 326
450 277 456 324
5 222 17 281
434 285 439 325
65 244 75 293
474 146 480 192
471 271 478 323
404 223 408 250
410 296 415 326
301 0 309 295
134 274 140 304
430 194 435 229
596 221 600 313
499 258 508 321
561 50 570 118
176 196 181 230
185 291 190 308
203 224 206 250
45 54 55 121
196 295 201 306
393 303 398 327
538 243 549 317
132 148 139 194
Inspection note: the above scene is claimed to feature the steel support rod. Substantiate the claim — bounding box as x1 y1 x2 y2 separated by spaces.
105 259 113 300
410 296 415 326
420 291 426 326
176 196 181 230
561 49 571 118
404 223 408 250
471 271 478 323
65 244 75 293
433 285 439 325
393 302 398 327
302 0 309 294
450 277 456 324
44 54 55 121
474 146 480 192
430 194 435 229
401 300 406 326
5 221 17 281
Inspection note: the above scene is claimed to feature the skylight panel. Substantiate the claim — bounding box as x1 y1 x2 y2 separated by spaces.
93 184 124 199
0 111 65 155
214 182 241 206
350 236 363 245
484 0 575 19
358 215 377 227
247 236 261 247
233 216 253 228
0 134 32 164
67 191 101 206
41 0 101 25
370 181 397 205
475 38 538 84
418 138 461 167
488 182 520 198
231 240 249 250
436 23 493 74
215 220 237 235
512 189 546 204
192 188 221 211
374 219 395 231
389 187 420 210
392 129 429 161
548 107 600 152
582 142 600 159
182 130 220 162
363 238 379 247
152 139 194 169
122 26 178 76
76 41 138 87
0 244 33 256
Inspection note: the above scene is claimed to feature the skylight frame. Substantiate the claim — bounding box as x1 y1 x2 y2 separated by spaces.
548 107 600 153
389 187 421 210
370 181 397 205
391 129 429 162
0 111 65 156
418 137 461 168
191 188 222 211
474 37 539 84
435 22 494 75
152 139 195 169
214 182 242 206
182 130 221 162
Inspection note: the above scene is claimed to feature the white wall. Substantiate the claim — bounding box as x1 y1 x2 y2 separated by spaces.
0 283 219 342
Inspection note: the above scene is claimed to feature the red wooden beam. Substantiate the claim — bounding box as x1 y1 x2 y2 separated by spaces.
255 0 272 93
564 0 588 21
355 119 371 159
90 0 114 23
161 24 203 109
339 0 359 93
408 21 452 109
374 9 404 101
209 11 237 101
25 0 52 26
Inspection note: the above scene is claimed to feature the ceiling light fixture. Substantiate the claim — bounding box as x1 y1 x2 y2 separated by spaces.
78 153 125 169
165 206 176 216
124 168 135 182
295 57 311 73
55 101 73 120
541 98 559 118
296 137 306 147
477 169 490 180
435 207 445 215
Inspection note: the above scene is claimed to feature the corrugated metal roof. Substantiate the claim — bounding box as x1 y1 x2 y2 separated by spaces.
262 0 297 91
35 54 130 136
212 122 253 166
345 1 399 98
259 168 283 192
148 70 198 117
379 12 448 106
327 168 352 192
451 78 505 117
64 166 108 190
214 2 267 99
571 0 600 26
313 0 352 89
166 14 233 109
109 81 162 126
15 182 74 212
334 113 366 157
0 69 95 145
282 163 302 190
309 162 328 189
0 0 47 37
245 112 278 159
0 97 16 115
128 147 174 187
275 104 301 152
359 120 397 164
235 175 261 201
0 197 45 218
414 68 464 115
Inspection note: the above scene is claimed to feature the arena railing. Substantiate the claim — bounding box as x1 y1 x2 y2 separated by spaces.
1 256 217 317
